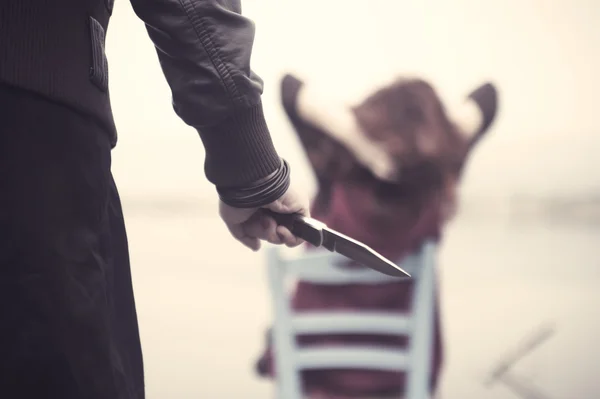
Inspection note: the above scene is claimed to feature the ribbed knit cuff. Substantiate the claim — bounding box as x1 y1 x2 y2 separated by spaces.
197 101 281 188
217 158 291 208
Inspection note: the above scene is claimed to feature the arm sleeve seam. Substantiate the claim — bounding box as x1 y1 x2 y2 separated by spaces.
178 0 247 105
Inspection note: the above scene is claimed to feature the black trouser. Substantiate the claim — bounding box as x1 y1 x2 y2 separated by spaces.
0 86 144 399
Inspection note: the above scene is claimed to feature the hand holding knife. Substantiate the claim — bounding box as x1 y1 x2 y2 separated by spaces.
264 210 410 278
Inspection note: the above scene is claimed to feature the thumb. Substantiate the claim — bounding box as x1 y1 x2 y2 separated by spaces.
264 188 310 216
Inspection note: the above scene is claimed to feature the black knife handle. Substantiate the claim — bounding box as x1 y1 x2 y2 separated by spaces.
263 210 324 247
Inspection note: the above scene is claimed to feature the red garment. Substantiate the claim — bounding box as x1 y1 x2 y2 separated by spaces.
257 182 445 397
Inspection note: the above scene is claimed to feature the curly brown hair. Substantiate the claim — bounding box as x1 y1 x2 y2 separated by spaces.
348 78 469 217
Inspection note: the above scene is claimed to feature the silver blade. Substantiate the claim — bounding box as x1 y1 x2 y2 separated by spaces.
322 228 411 278
266 212 411 278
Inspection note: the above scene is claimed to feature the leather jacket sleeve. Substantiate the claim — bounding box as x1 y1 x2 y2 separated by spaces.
129 0 281 189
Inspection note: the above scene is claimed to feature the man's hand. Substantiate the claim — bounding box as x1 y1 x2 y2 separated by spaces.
219 186 310 251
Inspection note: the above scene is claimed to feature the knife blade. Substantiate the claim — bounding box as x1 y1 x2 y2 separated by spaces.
265 210 410 278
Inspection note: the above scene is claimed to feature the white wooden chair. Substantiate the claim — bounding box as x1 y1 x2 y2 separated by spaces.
266 241 438 399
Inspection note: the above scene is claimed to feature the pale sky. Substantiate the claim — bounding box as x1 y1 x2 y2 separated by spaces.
106 0 600 202
101 4 600 397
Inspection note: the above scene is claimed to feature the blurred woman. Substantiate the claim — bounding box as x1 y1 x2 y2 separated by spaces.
256 74 499 398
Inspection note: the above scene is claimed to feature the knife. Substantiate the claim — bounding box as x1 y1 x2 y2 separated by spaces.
265 210 410 278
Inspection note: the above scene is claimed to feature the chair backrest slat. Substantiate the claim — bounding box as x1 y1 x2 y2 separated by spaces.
267 241 437 399
292 312 412 335
280 250 422 284
295 347 411 371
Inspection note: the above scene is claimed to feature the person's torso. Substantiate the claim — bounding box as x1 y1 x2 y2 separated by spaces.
0 0 117 143
290 183 445 395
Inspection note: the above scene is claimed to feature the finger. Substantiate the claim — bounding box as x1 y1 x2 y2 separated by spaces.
267 203 310 220
265 189 310 217
240 236 261 252
265 200 292 215
276 225 303 248
243 214 282 244
227 223 262 252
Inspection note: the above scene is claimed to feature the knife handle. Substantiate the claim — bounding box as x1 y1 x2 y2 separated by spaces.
263 210 324 247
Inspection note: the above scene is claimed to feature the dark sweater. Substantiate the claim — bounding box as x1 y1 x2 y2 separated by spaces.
0 0 117 139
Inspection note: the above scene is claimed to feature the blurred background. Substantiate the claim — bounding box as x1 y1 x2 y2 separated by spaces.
106 0 600 398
